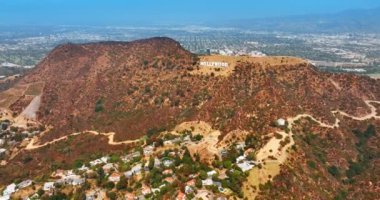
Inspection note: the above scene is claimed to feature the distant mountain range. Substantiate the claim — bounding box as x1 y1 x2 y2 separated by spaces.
219 7 380 33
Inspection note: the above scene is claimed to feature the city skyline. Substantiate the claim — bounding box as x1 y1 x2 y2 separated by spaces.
1 0 380 26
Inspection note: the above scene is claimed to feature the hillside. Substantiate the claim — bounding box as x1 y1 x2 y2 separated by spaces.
0 37 379 199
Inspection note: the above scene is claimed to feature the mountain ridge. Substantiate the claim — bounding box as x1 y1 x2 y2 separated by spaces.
0 37 379 199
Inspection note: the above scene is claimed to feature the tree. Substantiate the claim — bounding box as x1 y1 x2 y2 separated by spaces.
73 159 84 169
105 181 115 190
148 156 155 170
195 178 202 188
223 160 233 169
95 99 104 112
116 175 128 190
199 170 207 180
106 191 117 200
97 168 105 183
328 165 340 178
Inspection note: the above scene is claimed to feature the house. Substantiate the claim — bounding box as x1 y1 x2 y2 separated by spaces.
121 155 130 163
276 118 286 126
57 175 84 186
2 183 16 196
176 191 185 200
163 140 173 146
70 176 85 186
86 189 105 200
0 148 6 155
141 185 152 195
220 149 228 157
163 160 173 167
131 164 142 174
124 164 142 178
164 177 175 184
235 142 246 150
207 170 217 177
172 138 182 144
17 179 32 189
131 151 141 158
43 182 55 191
154 158 161 167
89 156 108 167
108 172 121 183
143 145 154 156
186 179 195 186
0 195 10 200
124 192 136 200
78 165 89 171
51 169 65 178
183 135 191 142
201 178 213 186
0 139 4 147
89 159 103 167
236 155 246 163
237 160 255 172
163 169 173 175
185 185 194 194
102 163 117 174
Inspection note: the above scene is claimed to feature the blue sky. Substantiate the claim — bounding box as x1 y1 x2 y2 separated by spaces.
1 0 380 26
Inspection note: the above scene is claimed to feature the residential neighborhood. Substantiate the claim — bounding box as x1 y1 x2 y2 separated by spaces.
0 125 260 200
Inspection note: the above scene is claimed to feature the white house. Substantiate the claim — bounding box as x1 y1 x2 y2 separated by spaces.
207 170 217 177
235 142 246 150
163 160 173 167
90 157 109 166
17 180 32 189
143 145 154 156
61 175 85 186
276 118 286 126
185 185 194 194
2 183 16 196
237 160 256 172
0 195 10 200
0 148 6 155
102 163 117 174
43 182 55 191
201 178 213 186
78 165 89 171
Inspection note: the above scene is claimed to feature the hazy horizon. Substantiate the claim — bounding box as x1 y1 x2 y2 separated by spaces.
1 0 380 26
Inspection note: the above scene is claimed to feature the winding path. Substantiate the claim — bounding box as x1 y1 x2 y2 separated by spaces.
25 130 141 150
244 100 380 199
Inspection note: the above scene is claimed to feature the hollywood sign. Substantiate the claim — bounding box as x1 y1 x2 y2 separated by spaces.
200 61 229 68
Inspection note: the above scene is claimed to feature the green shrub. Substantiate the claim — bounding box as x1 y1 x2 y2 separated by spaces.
328 165 340 178
307 160 317 169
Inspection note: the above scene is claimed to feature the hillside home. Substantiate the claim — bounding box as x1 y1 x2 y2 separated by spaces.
164 177 175 184
141 185 152 195
276 118 286 126
108 172 121 182
2 183 16 196
124 192 136 200
43 182 55 191
17 180 32 189
163 159 173 167
176 191 186 200
202 178 213 186
143 145 154 156
102 163 118 174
